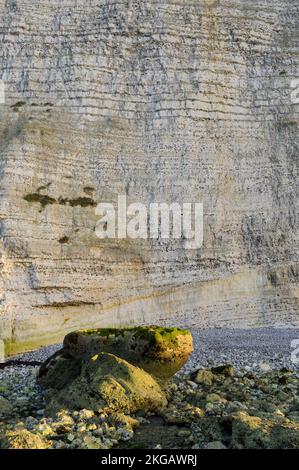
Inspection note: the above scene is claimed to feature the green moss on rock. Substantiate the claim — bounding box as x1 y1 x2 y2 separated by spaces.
39 326 193 388
11 101 26 111
62 325 193 381
68 197 96 207
133 326 190 348
24 193 56 208
46 353 167 415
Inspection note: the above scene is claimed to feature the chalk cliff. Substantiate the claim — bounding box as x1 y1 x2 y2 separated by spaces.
0 0 298 354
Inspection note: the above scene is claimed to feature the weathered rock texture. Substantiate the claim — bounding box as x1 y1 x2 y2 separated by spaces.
0 1 298 354
0 429 52 449
38 326 193 383
43 352 167 415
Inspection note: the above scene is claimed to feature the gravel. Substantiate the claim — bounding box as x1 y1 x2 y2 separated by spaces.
10 344 62 363
181 328 299 374
0 365 46 417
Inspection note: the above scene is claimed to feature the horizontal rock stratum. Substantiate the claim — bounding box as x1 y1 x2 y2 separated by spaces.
0 0 298 354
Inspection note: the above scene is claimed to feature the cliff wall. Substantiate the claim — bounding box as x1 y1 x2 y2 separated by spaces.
0 0 298 354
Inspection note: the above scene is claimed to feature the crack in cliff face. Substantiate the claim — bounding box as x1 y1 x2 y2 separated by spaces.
33 301 100 308
267 264 299 287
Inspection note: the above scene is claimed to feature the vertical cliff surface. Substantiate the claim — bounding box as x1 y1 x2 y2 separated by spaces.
0 0 298 354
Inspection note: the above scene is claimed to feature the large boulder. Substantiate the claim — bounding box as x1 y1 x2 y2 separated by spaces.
39 326 193 386
0 429 51 449
45 353 167 415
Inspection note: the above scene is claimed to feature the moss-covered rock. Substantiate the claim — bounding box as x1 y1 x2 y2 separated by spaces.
38 349 81 389
39 325 193 385
46 353 167 415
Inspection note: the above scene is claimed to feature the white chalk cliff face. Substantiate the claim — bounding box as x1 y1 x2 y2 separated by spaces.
0 0 298 354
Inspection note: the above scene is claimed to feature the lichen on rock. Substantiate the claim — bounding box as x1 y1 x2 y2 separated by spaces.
40 325 193 384
38 326 192 416
45 353 167 415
